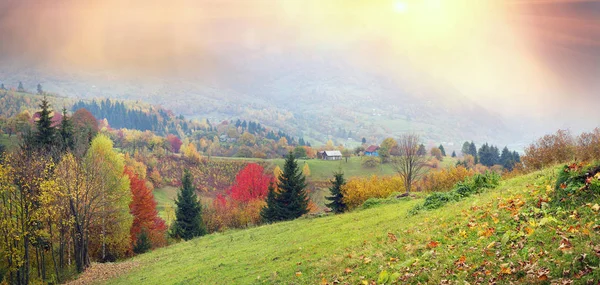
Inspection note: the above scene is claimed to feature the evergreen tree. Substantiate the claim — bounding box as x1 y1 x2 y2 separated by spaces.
133 230 151 254
261 152 309 222
468 142 478 164
362 137 367 144
0 83 5 90
37 83 43 94
461 141 470 156
500 146 514 170
417 144 426 156
171 170 206 240
59 107 74 151
260 183 280 222
34 96 56 150
438 144 446 156
325 172 346 214
17 81 25 92
451 150 456 157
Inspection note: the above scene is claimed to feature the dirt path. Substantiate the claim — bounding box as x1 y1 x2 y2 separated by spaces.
65 261 139 284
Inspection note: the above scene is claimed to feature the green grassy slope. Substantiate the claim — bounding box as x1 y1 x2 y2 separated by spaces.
105 166 600 284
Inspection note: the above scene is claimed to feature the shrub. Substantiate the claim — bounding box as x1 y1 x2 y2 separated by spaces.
341 175 404 209
553 162 600 209
414 166 474 192
361 157 381 168
410 171 500 214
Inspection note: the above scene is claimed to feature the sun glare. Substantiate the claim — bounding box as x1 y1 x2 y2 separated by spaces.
394 1 407 13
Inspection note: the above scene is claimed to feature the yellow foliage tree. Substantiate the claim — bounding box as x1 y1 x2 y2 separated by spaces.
302 163 311 177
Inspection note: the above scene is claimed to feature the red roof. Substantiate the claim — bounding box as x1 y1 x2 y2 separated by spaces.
365 145 379 152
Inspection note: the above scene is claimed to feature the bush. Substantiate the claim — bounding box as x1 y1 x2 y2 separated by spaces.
361 157 381 168
410 171 500 214
341 175 403 209
553 162 600 209
414 166 474 192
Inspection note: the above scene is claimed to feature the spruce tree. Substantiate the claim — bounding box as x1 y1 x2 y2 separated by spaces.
17 81 25 92
261 152 309 222
500 146 513 170
171 170 206 240
451 150 456 158
417 144 426 156
468 142 478 164
59 107 74 151
35 96 56 150
37 83 43 94
438 144 446 156
260 183 280 222
325 172 346 214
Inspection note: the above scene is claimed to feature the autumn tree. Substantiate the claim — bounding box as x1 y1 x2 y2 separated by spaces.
125 167 167 252
84 134 132 262
302 163 311 177
261 152 308 222
171 170 206 240
166 134 183 153
228 163 272 203
430 147 443 161
325 172 346 213
392 134 427 194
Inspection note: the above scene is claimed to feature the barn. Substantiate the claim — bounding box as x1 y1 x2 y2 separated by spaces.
318 150 342 160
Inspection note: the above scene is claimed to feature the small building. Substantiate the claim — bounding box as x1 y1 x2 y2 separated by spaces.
364 145 380 156
318 150 342 160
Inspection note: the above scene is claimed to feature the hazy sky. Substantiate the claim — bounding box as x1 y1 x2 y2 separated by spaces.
0 0 598 130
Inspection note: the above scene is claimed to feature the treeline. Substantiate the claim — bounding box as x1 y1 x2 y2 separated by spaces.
459 141 520 170
72 99 197 136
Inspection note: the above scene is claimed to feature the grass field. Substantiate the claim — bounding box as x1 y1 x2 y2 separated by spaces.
0 134 19 151
101 165 600 284
214 156 458 181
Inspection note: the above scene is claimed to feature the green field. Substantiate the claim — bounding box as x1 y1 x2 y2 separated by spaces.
102 165 599 284
214 156 458 181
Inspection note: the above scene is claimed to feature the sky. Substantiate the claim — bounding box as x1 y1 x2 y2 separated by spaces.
0 0 598 132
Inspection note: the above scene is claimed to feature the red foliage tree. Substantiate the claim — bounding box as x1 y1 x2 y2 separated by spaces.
228 163 273 203
166 134 183 153
125 167 167 249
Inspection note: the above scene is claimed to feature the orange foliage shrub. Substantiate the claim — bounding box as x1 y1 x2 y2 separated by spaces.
576 128 600 162
522 129 575 170
203 195 266 232
341 175 404 209
414 166 475 192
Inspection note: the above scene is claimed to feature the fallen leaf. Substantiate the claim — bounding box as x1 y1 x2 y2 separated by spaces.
295 272 302 277
345 268 353 274
427 241 439 248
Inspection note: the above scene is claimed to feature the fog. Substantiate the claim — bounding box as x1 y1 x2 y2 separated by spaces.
0 0 598 135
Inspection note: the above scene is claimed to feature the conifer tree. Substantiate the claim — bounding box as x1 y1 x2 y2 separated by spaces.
451 150 456 157
260 183 279 222
325 172 346 214
34 96 56 150
17 81 25 92
417 144 426 156
37 83 43 94
171 170 206 240
261 152 309 222
438 144 446 156
59 107 74 151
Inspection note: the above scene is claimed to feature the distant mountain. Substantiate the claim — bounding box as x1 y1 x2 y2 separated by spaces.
0 50 516 146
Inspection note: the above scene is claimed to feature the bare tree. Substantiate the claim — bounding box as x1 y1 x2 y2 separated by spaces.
392 133 427 194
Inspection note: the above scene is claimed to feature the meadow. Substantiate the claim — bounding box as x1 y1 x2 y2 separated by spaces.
101 165 599 284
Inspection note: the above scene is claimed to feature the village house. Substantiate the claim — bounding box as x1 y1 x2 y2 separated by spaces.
364 145 380 156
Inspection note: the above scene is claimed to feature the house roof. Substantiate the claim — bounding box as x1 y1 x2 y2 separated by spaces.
324 150 342 157
365 145 380 152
